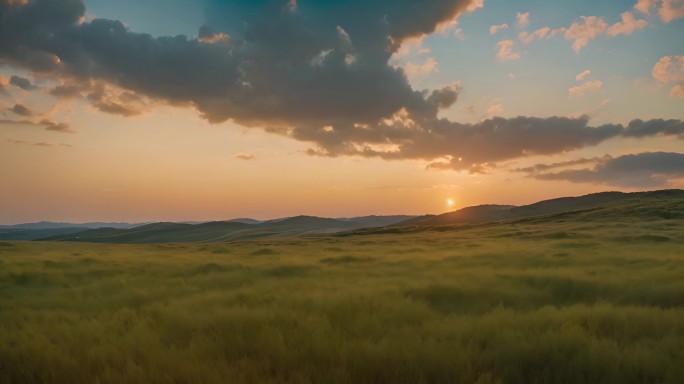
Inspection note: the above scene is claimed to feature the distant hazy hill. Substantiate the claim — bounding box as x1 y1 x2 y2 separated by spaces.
0 221 146 241
38 215 416 243
0 221 141 230
393 190 683 227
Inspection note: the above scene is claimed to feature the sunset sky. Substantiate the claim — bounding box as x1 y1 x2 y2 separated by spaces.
1 0 684 224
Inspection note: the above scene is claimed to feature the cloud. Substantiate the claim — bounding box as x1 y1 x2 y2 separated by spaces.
607 12 647 36
660 0 684 22
489 23 508 35
403 57 439 77
0 0 682 173
622 118 684 138
575 70 591 81
484 99 503 117
0 76 9 95
652 56 684 83
516 12 530 29
518 27 551 44
533 152 684 187
514 155 611 173
9 75 36 90
86 84 147 117
10 103 32 116
0 117 74 133
41 119 74 133
7 138 72 148
671 84 684 98
460 103 475 114
49 83 85 99
234 152 255 160
465 0 484 12
635 0 656 14
568 80 602 97
496 40 520 61
562 16 607 53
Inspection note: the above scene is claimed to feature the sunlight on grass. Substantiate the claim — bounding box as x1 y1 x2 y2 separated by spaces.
1 217 683 383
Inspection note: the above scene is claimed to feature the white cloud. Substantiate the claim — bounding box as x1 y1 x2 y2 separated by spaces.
518 27 551 43
496 40 520 61
576 70 591 81
568 80 603 97
403 57 439 77
660 0 684 22
234 152 255 160
490 23 509 35
563 16 607 53
635 0 657 14
607 12 647 36
466 0 484 12
670 85 684 98
516 12 530 28
485 99 503 116
652 56 684 83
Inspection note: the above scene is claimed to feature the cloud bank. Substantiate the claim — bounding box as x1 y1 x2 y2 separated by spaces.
532 152 684 187
0 0 682 175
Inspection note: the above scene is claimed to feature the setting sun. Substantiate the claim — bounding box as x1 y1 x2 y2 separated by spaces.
446 198 455 208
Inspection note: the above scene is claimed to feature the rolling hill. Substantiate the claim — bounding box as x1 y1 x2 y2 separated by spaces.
38 215 416 243
393 190 682 227
353 189 684 236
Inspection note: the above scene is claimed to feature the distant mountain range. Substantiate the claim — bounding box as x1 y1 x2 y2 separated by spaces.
3 189 683 243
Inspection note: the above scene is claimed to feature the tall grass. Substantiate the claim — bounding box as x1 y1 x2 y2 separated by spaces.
1 218 683 383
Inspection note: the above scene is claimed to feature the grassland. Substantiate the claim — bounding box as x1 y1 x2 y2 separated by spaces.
1 209 684 383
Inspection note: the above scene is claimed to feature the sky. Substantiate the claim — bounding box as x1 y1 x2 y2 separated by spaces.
1 0 684 224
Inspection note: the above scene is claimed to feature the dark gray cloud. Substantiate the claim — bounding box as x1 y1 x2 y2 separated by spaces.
623 119 684 138
513 155 612 173
533 152 684 187
10 103 33 116
0 117 73 133
41 119 74 133
9 75 36 90
0 0 683 171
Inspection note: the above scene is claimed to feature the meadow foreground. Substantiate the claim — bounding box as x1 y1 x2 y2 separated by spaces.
1 212 684 383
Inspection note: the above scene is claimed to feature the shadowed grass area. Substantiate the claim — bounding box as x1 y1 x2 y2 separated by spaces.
1 216 683 383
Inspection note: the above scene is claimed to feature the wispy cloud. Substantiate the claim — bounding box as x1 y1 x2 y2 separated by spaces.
496 40 520 61
7 139 72 148
518 27 551 44
489 23 508 35
234 152 255 160
671 84 684 98
575 70 591 81
568 80 603 97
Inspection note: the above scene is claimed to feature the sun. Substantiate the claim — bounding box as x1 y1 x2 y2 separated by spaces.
446 198 455 208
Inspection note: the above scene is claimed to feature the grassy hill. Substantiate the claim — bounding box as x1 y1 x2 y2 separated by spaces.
1 193 683 383
391 189 684 228
39 215 416 243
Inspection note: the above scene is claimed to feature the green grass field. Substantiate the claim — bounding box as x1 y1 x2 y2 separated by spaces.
1 212 684 383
